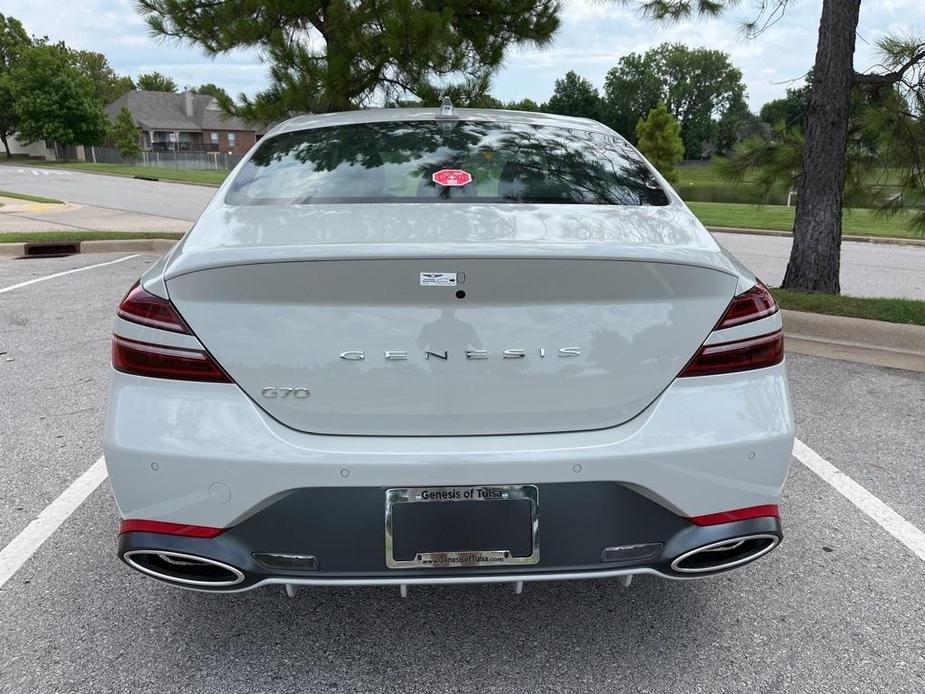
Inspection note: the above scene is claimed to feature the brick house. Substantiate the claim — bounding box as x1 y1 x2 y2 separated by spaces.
105 90 260 155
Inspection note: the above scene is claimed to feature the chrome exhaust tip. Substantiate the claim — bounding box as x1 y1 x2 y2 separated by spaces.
123 550 245 587
670 534 780 574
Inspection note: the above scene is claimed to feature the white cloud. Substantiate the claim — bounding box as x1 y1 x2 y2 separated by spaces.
863 0 925 14
8 0 266 97
562 0 635 23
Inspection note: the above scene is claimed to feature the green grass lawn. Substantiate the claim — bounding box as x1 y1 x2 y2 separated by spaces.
0 231 184 243
676 162 907 187
0 189 64 204
689 201 923 239
772 289 925 327
13 161 228 186
677 163 729 185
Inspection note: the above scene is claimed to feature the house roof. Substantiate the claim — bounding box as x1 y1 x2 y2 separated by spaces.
106 91 257 133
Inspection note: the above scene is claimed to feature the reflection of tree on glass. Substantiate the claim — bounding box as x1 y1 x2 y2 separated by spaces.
226 121 670 207
492 128 661 204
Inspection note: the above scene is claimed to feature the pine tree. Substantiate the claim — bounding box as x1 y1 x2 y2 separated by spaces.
110 106 140 159
635 103 684 184
137 0 560 120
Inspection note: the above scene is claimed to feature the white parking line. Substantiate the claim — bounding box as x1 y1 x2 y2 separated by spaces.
12 167 70 176
793 438 925 562
0 254 139 295
0 457 107 590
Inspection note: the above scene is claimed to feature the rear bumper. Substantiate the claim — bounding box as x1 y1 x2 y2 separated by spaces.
105 362 794 589
117 482 783 592
104 363 794 522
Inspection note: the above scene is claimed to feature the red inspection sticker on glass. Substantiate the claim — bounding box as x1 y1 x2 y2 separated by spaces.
432 169 473 187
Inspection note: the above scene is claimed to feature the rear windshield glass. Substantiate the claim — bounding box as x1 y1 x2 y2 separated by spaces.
226 120 669 206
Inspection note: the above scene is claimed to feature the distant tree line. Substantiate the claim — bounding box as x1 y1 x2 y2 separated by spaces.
532 45 753 160
0 12 244 157
0 14 118 154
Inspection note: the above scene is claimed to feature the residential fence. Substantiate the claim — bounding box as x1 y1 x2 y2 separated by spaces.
80 146 244 171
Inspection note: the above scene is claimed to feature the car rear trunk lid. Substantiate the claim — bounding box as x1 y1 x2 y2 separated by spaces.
166 255 737 436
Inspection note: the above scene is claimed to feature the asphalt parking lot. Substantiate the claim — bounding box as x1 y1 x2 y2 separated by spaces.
1 253 924 693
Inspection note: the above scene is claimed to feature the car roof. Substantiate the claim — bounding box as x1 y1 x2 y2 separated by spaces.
266 107 621 139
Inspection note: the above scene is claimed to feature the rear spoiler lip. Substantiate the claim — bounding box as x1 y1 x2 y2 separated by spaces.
161 243 745 282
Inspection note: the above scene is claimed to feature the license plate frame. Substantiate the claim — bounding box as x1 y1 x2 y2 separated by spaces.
385 485 540 569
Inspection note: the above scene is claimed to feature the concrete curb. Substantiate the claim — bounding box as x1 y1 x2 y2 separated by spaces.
78 239 178 254
707 226 925 248
782 309 925 373
0 241 25 257
0 238 177 257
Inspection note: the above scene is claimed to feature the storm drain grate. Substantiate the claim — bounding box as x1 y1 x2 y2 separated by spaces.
20 242 80 258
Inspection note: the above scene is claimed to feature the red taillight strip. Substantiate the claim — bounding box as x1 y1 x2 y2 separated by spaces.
680 329 783 378
688 504 780 526
120 519 227 538
112 335 231 382
117 282 191 334
717 282 778 329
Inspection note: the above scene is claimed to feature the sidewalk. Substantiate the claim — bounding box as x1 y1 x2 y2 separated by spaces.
0 196 190 234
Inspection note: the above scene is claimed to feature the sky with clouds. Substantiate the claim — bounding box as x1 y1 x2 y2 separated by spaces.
4 0 924 112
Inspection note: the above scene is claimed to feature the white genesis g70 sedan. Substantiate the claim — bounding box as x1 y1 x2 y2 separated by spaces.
104 106 794 592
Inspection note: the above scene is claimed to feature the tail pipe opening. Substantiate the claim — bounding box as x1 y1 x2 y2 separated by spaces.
123 550 244 588
670 534 780 574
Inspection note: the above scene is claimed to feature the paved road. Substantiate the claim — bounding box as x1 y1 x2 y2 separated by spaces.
1 165 924 300
1 253 924 693
715 231 925 301
0 165 210 221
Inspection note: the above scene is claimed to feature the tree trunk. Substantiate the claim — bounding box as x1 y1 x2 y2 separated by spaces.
782 0 861 294
0 132 10 158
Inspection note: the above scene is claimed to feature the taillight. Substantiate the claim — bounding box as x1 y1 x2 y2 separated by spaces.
118 282 190 333
680 282 783 377
112 336 231 382
688 504 780 526
113 281 230 382
716 282 777 329
120 519 226 538
681 330 783 377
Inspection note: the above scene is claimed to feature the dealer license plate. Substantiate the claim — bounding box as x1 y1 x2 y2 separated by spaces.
385 485 539 569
